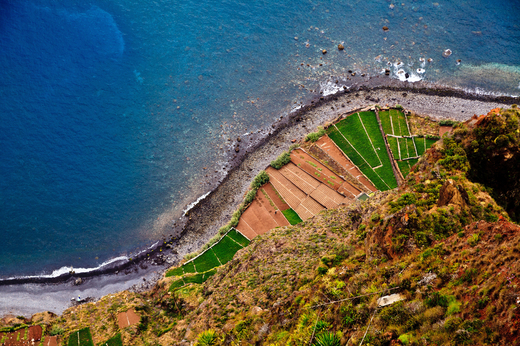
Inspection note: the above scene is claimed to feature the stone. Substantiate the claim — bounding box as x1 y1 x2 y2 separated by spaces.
383 26 389 31
405 72 410 79
338 44 344 50
322 49 327 54
442 49 452 58
377 293 405 307
385 69 391 76
74 278 83 285
237 137 241 142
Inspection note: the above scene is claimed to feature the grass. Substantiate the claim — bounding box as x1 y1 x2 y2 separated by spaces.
282 208 303 225
426 138 439 149
327 128 387 190
387 136 399 159
193 249 221 272
415 137 426 156
390 109 410 136
227 229 250 247
103 334 123 346
379 110 392 134
334 113 381 167
397 158 419 178
169 269 217 291
212 235 244 264
68 328 93 346
407 138 417 157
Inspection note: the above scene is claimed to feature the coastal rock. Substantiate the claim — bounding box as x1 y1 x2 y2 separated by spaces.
74 278 83 285
338 44 344 50
322 49 327 54
383 26 389 32
442 49 452 58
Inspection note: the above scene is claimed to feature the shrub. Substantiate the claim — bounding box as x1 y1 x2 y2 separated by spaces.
49 326 64 336
251 170 269 189
313 331 341 346
306 126 326 142
244 190 256 205
271 151 291 169
195 329 218 346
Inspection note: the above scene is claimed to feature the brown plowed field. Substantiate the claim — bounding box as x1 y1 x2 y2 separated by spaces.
338 182 358 198
236 217 258 240
315 136 377 192
262 183 289 211
44 336 58 346
294 204 314 220
249 199 281 233
290 149 343 191
316 184 344 204
240 202 271 235
280 163 320 194
118 308 140 329
266 167 306 209
300 196 326 215
310 188 339 209
439 125 452 137
256 187 290 228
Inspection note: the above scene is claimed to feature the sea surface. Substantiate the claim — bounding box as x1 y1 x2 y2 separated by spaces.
1 0 519 279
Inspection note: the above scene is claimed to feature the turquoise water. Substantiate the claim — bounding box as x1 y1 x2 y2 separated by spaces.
1 0 519 278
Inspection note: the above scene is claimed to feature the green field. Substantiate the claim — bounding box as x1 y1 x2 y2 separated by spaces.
387 136 399 159
193 249 221 272
334 113 381 167
379 110 392 134
166 230 250 290
212 235 244 264
392 109 410 136
328 112 397 191
397 158 419 178
103 334 123 346
282 208 303 225
68 328 94 346
227 228 250 247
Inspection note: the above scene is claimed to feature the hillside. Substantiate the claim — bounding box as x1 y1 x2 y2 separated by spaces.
1 105 520 346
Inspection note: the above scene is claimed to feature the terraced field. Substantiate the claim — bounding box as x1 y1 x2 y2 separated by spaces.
327 111 397 190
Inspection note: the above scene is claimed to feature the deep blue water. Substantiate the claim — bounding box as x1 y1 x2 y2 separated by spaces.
1 0 519 278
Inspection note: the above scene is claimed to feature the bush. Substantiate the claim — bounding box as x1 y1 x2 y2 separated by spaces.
251 170 269 189
49 325 64 336
313 331 341 346
271 151 291 169
244 190 256 205
195 329 218 346
306 126 326 143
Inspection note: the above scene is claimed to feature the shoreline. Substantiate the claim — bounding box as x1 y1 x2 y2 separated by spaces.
1 77 518 316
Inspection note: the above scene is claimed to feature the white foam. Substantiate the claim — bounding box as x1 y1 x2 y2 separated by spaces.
183 191 211 215
392 62 423 83
319 80 345 96
2 256 129 281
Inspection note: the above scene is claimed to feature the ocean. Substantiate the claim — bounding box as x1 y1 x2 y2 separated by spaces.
1 0 519 278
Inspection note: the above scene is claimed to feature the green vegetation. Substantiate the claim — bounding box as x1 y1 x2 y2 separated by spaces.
211 235 244 264
103 333 123 346
282 208 303 225
305 126 326 142
68 328 93 346
328 112 397 190
193 249 221 272
251 170 269 189
271 152 292 169
227 229 250 247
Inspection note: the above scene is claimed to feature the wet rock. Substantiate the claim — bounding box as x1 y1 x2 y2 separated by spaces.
235 147 240 153
405 72 410 79
383 26 389 32
322 49 327 54
385 69 391 76
74 278 83 285
442 49 452 58
338 44 344 50
237 137 241 142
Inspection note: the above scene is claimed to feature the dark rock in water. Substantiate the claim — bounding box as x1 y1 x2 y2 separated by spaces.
405 72 410 79
322 49 327 54
338 44 344 50
442 49 452 58
74 278 83 286
235 147 240 153
383 26 389 32
237 137 241 142
385 69 391 76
